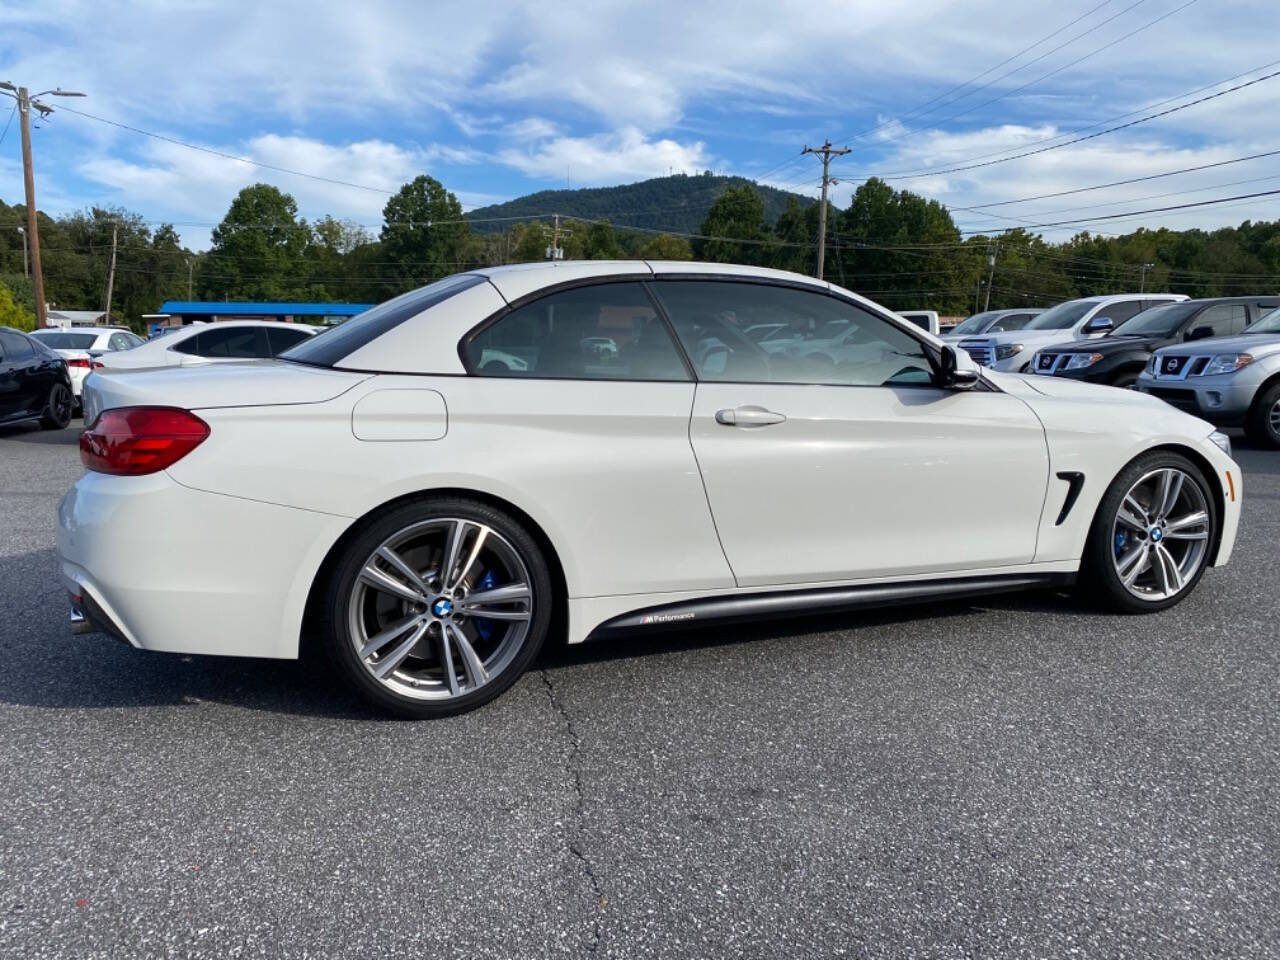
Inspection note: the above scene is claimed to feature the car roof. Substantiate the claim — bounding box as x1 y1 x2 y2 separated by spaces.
32 326 117 334
165 320 318 332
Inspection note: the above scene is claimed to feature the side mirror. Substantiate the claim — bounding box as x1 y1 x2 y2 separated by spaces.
1083 316 1114 334
1185 325 1214 342
939 345 980 390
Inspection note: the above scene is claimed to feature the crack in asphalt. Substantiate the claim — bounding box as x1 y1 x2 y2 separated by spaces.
539 668 604 955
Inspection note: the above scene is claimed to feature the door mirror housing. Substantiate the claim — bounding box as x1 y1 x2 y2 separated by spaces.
1185 325 1214 342
1083 316 1114 334
938 345 981 390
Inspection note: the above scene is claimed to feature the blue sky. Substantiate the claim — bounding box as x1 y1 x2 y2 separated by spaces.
3 0 1279 250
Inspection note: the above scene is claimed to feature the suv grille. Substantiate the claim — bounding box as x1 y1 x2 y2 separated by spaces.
959 338 994 367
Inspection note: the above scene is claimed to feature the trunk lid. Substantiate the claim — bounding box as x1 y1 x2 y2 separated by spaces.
82 360 371 423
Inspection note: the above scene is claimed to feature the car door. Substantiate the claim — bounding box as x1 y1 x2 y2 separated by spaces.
0 334 17 420
0 330 41 417
652 279 1050 588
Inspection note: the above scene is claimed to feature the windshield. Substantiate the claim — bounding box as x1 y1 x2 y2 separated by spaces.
950 312 998 335
1111 302 1196 338
1249 306 1280 334
1023 301 1095 330
31 331 98 349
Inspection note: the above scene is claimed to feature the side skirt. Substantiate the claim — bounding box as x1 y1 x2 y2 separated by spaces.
585 572 1076 642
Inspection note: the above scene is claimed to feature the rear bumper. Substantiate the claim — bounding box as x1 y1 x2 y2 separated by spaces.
57 471 349 659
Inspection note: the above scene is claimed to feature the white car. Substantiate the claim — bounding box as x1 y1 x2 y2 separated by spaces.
29 326 145 408
94 321 318 373
957 294 1187 372
896 310 940 336
59 261 1241 718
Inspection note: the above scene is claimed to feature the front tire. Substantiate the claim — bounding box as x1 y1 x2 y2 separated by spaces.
1109 371 1139 389
40 383 73 430
1081 452 1216 613
1245 382 1280 449
319 497 553 718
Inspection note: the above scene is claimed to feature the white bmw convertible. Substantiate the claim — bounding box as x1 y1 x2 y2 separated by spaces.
60 261 1242 717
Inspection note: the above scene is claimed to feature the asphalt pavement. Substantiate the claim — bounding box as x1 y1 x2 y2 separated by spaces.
0 419 1276 958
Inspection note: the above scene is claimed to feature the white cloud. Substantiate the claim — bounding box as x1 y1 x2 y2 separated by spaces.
498 127 711 184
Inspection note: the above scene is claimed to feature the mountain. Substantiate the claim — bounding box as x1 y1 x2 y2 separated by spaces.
464 173 814 235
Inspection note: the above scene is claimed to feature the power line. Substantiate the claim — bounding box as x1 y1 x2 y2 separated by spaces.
0 103 16 147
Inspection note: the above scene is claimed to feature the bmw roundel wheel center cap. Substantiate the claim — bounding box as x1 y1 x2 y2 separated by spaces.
432 598 454 619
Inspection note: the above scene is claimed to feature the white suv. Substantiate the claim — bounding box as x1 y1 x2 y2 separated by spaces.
957 294 1188 372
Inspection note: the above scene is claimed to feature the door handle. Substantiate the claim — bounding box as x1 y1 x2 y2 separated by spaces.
715 405 787 427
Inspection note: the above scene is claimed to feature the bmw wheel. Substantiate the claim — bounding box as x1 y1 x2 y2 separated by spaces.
1083 452 1216 612
320 497 553 717
40 383 73 430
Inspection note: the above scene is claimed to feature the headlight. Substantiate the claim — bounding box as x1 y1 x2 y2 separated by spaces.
1064 352 1103 370
1209 431 1232 458
1201 353 1253 376
995 343 1024 360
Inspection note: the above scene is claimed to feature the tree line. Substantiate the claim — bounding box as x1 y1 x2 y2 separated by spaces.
3 175 1280 333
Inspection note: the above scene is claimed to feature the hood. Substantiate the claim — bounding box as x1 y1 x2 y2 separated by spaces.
1156 332 1280 357
82 360 371 422
1042 334 1168 355
966 328 1081 347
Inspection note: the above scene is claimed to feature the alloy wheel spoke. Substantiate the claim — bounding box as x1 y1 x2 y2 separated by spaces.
449 526 490 592
359 612 426 659
372 620 429 679
448 623 489 689
438 626 461 696
1116 545 1147 586
439 520 467 589
376 546 432 597
1152 544 1183 597
456 583 531 620
1155 470 1183 519
360 562 427 604
1164 510 1209 540
1118 495 1150 532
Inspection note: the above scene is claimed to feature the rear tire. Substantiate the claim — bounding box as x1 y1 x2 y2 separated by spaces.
1081 451 1216 613
318 497 554 718
40 383 73 430
1109 371 1139 389
1245 382 1280 449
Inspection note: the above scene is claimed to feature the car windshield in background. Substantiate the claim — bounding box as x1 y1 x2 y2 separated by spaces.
31 332 98 349
1111 302 1195 338
1023 301 1095 330
949 312 998 335
280 273 485 367
1247 307 1280 334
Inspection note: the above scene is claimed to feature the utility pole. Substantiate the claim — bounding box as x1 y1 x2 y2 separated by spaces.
983 241 999 312
0 82 86 328
102 222 118 321
1140 262 1154 293
16 226 27 277
802 140 850 281
546 214 565 260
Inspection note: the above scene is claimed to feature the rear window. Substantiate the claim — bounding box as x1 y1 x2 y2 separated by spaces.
31 331 98 349
281 274 486 367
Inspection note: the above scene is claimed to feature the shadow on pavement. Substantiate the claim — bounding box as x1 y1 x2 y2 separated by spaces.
0 420 83 445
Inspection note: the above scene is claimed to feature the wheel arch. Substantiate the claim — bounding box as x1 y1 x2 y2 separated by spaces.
299 487 570 658
1245 369 1280 423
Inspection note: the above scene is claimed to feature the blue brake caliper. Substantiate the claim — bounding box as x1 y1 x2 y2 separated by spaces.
1114 529 1129 558
473 568 498 641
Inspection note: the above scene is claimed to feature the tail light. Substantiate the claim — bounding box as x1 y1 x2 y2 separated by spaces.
67 357 91 369
91 360 105 370
80 407 210 476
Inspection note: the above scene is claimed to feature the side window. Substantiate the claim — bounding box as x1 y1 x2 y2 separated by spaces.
125 333 145 348
170 331 201 355
108 333 130 351
1101 300 1145 325
197 326 270 358
266 327 313 355
0 331 33 360
466 282 688 381
652 280 936 387
1192 304 1246 338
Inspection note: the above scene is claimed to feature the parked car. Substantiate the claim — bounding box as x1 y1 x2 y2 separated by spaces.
1028 297 1278 389
0 326 74 430
94 321 319 373
957 294 1188 372
897 310 940 335
29 326 146 411
61 262 1241 718
941 308 1043 342
1137 305 1280 447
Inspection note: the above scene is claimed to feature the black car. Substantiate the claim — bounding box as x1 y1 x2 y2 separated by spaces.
0 326 74 430
1029 296 1280 388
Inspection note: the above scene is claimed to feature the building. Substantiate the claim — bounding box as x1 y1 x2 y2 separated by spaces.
148 301 372 334
46 309 126 328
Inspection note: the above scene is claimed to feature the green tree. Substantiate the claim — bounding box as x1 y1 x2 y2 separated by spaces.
581 219 622 260
203 185 312 301
636 233 693 260
0 280 35 331
381 175 471 286
698 184 769 264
